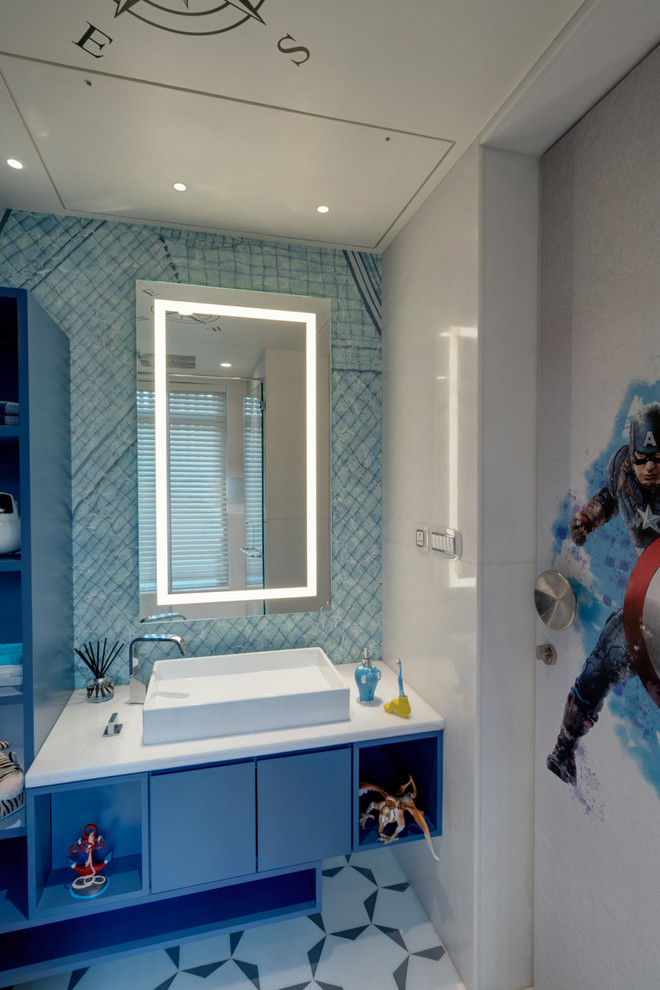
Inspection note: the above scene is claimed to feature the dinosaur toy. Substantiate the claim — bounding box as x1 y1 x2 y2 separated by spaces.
359 774 439 860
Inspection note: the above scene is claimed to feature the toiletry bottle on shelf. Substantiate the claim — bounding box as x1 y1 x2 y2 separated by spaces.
355 647 381 703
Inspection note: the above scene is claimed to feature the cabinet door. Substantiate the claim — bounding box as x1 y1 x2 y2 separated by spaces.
257 747 351 872
150 762 255 893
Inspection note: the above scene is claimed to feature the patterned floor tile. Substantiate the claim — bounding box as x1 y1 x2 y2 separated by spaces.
370 884 431 933
311 926 406 990
176 933 233 971
346 848 411 887
318 864 378 933
163 958 260 989
394 917 447 957
14 851 465 990
234 917 327 990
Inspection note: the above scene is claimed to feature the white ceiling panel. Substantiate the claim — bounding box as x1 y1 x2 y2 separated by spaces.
0 56 452 248
0 74 63 214
1 1 657 249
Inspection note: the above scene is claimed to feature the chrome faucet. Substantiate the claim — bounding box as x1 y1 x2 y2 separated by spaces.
129 633 186 704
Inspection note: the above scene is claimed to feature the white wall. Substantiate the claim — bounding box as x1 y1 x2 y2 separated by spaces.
382 145 538 990
382 143 480 987
476 147 538 990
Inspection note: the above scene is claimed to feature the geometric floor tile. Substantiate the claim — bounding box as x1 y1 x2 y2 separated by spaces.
15 849 466 990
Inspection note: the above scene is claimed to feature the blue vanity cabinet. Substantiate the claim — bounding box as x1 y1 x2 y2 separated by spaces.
0 727 442 984
149 761 256 893
149 747 352 889
257 746 352 871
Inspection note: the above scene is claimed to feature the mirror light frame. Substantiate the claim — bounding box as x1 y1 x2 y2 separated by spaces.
153 297 318 605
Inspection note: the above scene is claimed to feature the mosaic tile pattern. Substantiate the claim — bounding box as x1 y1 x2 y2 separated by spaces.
15 850 466 990
0 211 382 679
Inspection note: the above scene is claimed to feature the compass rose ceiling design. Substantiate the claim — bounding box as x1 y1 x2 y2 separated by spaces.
0 1 656 250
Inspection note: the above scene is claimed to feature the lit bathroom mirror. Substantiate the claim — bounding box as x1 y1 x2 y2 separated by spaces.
136 281 330 620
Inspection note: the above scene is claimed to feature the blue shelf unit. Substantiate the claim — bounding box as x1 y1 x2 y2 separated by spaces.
1 731 442 984
0 286 73 947
0 287 73 770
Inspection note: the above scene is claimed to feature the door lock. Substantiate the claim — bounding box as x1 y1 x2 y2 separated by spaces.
536 644 557 665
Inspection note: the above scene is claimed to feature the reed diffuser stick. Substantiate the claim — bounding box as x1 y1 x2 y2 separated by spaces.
75 640 124 680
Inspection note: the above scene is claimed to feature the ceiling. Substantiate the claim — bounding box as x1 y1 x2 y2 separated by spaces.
0 0 643 251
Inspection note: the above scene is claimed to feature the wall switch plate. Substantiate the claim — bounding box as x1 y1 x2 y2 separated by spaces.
431 527 462 559
415 525 428 550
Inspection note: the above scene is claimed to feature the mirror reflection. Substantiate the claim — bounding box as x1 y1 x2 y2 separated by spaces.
136 281 330 620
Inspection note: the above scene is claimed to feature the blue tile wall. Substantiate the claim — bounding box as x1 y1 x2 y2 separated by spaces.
0 211 382 682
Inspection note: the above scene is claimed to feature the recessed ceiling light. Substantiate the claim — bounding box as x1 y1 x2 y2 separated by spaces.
172 182 187 192
7 159 23 170
220 362 232 368
316 205 329 214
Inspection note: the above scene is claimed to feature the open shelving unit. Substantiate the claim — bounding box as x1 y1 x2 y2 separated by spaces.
355 731 443 851
0 286 74 970
0 286 73 776
27 774 149 920
0 293 23 732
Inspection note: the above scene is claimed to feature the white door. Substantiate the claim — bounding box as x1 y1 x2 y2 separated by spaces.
533 52 660 990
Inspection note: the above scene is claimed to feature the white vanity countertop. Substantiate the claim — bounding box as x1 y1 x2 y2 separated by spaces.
26 661 444 788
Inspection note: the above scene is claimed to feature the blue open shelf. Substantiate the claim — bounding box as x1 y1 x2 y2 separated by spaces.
355 732 443 851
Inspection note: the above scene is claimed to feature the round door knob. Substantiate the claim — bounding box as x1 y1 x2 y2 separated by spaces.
534 570 577 630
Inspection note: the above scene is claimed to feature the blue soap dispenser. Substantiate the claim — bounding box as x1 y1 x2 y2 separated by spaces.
355 647 381 703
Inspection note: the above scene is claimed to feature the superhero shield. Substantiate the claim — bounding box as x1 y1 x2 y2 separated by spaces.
623 540 660 709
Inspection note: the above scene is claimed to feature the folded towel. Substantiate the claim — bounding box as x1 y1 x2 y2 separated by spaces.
0 402 19 416
0 665 22 685
0 644 22 665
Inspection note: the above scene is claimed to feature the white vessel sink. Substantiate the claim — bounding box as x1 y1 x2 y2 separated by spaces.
142 647 350 745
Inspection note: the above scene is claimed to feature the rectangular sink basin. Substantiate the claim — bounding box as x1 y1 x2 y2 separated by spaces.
142 647 350 745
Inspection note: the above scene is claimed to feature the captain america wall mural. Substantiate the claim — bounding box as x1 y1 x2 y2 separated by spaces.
547 386 660 795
